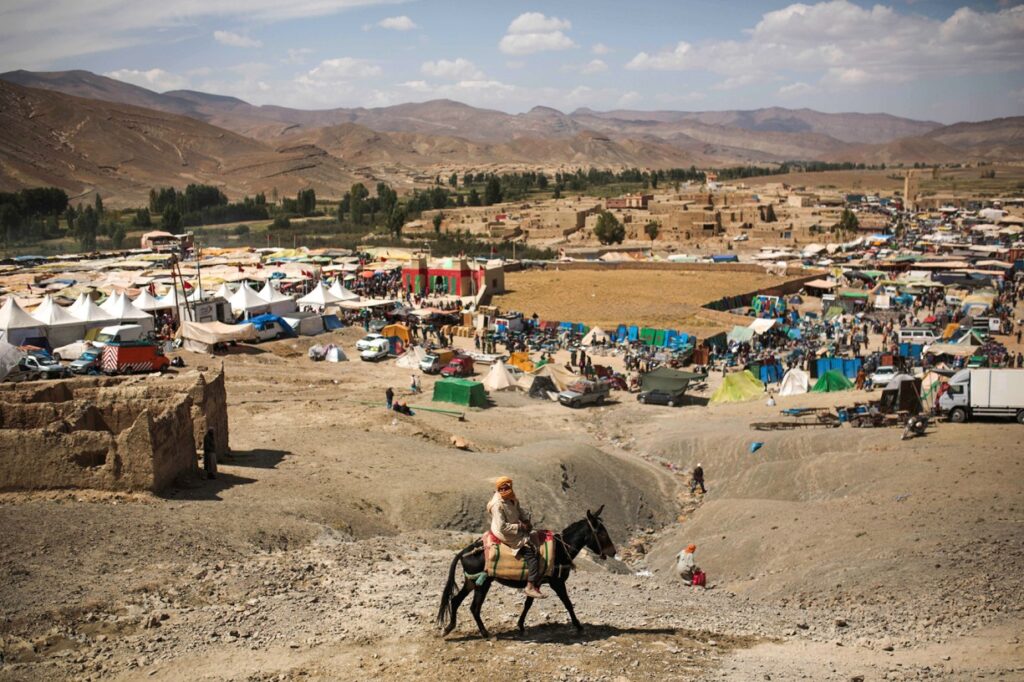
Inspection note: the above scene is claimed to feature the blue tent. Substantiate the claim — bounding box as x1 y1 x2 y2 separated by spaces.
249 314 296 337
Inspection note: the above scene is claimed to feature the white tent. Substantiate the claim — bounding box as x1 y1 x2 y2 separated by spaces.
297 282 341 307
214 282 237 300
68 293 117 329
257 282 297 315
132 290 175 311
748 318 776 335
99 291 124 315
229 284 271 317
325 345 347 362
103 294 155 332
1 340 26 380
31 295 86 347
778 368 810 396
0 298 47 345
328 279 360 301
581 326 608 345
396 345 427 369
482 360 518 391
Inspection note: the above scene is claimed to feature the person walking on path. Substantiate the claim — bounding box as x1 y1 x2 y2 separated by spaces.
385 387 394 410
691 463 706 494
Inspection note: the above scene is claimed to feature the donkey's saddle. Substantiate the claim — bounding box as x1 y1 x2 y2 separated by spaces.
482 530 555 581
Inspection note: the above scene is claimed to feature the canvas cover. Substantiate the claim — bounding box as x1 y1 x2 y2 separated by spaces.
778 367 810 396
812 370 854 392
748 318 776 335
508 351 534 373
640 366 703 393
521 363 576 392
526 375 558 400
381 323 411 343
482 360 518 391
483 530 555 580
177 320 256 352
727 325 755 343
0 340 25 380
581 326 608 345
396 345 427 369
433 378 488 407
880 376 923 415
710 370 765 404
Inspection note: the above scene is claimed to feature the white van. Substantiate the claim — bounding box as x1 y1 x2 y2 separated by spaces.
897 327 937 344
93 324 146 347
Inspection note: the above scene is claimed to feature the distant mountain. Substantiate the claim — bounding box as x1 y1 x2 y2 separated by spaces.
0 80 360 205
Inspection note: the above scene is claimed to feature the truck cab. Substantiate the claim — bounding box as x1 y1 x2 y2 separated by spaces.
939 368 1024 424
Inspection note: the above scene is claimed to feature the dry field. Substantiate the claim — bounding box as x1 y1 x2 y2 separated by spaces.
492 267 788 329
744 169 903 193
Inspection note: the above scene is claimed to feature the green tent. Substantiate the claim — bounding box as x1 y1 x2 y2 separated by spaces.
433 378 488 407
811 369 853 392
641 366 706 393
710 370 765 404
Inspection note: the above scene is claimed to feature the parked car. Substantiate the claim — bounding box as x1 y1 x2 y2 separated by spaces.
69 348 102 374
253 318 288 342
868 366 898 388
20 353 70 380
356 333 385 352
637 388 685 407
558 379 612 408
359 338 390 362
440 355 475 378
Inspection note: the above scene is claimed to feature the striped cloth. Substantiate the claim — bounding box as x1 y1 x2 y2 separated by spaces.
483 530 555 581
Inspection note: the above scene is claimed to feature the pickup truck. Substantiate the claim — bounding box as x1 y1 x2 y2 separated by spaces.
420 349 455 375
20 353 70 380
440 355 475 378
558 379 612 408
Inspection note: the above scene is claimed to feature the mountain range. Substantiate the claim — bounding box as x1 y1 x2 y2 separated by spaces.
1 69 1021 205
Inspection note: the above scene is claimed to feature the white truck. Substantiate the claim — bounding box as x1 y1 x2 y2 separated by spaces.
938 369 1024 424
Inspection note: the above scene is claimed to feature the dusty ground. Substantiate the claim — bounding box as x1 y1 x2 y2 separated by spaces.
1 326 1023 681
493 269 789 329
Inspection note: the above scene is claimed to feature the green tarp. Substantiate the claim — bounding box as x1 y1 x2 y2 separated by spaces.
432 378 488 407
811 370 853 392
639 327 657 345
710 370 765 404
641 366 705 393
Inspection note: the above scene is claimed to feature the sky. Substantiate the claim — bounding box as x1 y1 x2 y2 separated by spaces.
1 0 1022 123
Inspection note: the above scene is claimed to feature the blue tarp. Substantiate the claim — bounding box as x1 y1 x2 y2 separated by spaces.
628 325 639 341
899 342 923 360
322 314 343 331
815 356 862 379
248 314 296 337
712 254 739 263
758 362 784 384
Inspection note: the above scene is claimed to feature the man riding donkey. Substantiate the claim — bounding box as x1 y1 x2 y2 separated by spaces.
487 476 548 599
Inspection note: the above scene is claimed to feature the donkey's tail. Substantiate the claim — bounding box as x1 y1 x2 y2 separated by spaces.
436 540 481 630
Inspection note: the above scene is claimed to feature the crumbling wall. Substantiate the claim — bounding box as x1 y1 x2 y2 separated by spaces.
0 371 223 492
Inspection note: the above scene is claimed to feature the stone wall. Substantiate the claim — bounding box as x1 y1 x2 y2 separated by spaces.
0 370 228 492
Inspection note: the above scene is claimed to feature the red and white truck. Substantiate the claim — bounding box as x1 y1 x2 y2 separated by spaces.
100 342 170 375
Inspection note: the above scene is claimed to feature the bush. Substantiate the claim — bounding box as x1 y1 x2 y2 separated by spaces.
233 224 250 236
271 216 291 231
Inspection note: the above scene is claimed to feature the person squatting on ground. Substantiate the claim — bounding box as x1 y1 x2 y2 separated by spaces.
487 476 548 599
202 429 217 480
676 544 700 585
691 462 706 494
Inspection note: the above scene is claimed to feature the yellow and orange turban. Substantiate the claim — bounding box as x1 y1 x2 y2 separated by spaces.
495 476 515 500
685 544 697 553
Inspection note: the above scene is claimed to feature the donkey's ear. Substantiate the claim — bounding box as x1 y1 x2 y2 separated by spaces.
585 509 593 520
595 504 605 517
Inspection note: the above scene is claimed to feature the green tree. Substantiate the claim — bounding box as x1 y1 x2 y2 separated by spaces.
643 221 660 243
387 206 406 238
467 188 482 207
484 175 502 205
838 208 859 233
537 173 548 190
553 184 562 200
349 183 369 224
110 223 127 248
77 205 99 250
449 173 458 188
94 193 104 216
0 204 20 244
594 211 624 245
271 215 291 230
433 213 443 234
133 208 152 227
162 206 183 234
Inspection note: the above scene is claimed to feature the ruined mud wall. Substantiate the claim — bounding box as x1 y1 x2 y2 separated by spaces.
0 370 225 492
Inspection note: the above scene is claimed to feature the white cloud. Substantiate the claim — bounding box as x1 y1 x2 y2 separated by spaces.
304 57 382 82
591 43 609 55
500 12 577 55
625 1 1024 91
377 15 416 30
105 68 189 91
778 81 814 96
0 0 402 68
283 48 313 65
213 30 261 48
421 58 484 81
581 59 607 75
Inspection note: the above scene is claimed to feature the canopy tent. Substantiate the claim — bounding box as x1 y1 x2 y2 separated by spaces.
727 325 755 344
214 282 237 300
229 284 271 317
811 370 853 393
710 370 765 404
381 323 411 343
176 320 256 353
640 366 704 394
102 294 154 332
924 342 975 357
0 340 26 381
433 378 488 407
880 375 923 415
31 295 86 347
803 279 837 289
68 293 117 329
0 297 47 345
519 363 577 392
748 318 776 335
482 360 519 391
99 291 124 315
296 282 341 307
395 345 427 369
257 282 298 315
132 290 175 311
581 326 608 346
778 367 810 396
328 280 360 301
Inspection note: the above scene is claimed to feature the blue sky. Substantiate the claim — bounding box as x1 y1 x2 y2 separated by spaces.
1 0 1022 122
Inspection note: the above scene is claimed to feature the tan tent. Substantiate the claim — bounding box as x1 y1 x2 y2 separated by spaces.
581 326 608 345
177 320 256 353
518 362 577 392
482 360 518 391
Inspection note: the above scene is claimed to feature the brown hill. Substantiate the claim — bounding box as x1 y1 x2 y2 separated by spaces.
0 81 358 206
834 117 1024 165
